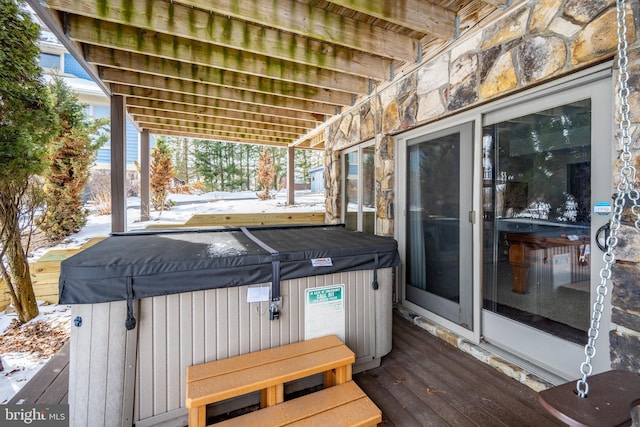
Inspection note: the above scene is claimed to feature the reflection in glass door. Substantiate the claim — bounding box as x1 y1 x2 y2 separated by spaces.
481 71 612 379
344 151 359 230
405 123 473 329
344 144 375 233
483 100 592 343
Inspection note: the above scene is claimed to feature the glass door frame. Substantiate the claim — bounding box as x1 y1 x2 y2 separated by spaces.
479 67 613 380
396 116 483 342
404 122 475 330
341 140 376 233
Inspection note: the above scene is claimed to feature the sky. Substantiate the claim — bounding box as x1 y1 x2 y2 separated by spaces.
0 190 325 403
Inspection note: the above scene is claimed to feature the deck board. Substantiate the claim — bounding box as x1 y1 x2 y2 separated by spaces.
354 314 564 427
9 341 69 405
376 354 480 426
10 312 562 427
396 318 557 425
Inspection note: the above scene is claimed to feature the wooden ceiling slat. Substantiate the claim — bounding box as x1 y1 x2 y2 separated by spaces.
125 98 316 129
126 103 315 131
133 119 298 141
129 110 304 138
80 30 370 95
325 0 456 37
140 124 293 145
99 66 354 107
47 0 391 80
168 0 418 62
116 86 326 123
144 128 296 147
103 73 341 116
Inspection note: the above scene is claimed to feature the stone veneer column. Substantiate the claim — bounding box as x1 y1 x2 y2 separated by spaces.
610 38 640 371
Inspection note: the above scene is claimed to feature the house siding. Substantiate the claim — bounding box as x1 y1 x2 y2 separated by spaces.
63 53 92 81
94 121 141 168
58 51 143 169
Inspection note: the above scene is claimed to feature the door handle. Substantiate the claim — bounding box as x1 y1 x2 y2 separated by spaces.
595 223 610 252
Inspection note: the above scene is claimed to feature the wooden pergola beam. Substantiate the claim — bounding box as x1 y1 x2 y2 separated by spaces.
142 127 293 148
81 32 370 95
103 74 341 116
126 105 314 132
128 107 310 135
131 115 302 140
177 0 418 61
47 0 392 80
326 0 456 38
115 86 326 123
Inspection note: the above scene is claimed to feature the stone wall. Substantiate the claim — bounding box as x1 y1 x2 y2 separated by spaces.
611 37 640 369
323 0 640 370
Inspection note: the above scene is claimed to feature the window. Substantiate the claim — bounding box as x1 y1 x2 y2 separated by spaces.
39 52 61 70
342 142 376 233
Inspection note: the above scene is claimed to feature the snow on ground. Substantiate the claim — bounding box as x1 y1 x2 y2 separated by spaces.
0 303 72 403
30 190 325 257
0 190 325 403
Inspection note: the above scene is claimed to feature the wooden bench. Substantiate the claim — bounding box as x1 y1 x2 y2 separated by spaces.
215 381 381 427
185 335 359 427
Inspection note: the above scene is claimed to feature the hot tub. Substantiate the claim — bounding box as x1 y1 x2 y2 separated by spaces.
60 225 400 426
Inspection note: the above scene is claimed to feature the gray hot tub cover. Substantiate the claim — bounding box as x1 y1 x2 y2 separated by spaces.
59 225 400 307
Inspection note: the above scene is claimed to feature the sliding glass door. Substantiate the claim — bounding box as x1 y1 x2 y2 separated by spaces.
404 123 474 330
481 74 612 379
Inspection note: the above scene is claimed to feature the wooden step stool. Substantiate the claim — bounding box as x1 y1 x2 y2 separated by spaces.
215 381 381 427
185 335 361 427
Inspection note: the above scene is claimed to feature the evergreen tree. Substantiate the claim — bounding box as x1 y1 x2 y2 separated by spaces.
191 141 318 193
225 143 240 190
150 137 175 211
0 0 57 323
166 136 191 185
192 139 214 191
192 139 226 191
295 149 323 185
38 75 107 240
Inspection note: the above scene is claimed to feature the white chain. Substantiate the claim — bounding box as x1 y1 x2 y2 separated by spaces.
576 0 640 398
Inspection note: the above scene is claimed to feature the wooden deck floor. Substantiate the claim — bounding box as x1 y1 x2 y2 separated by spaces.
9 341 69 405
353 314 564 427
11 313 563 426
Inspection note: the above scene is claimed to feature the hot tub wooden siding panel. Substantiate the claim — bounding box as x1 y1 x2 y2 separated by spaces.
70 300 136 427
68 268 393 427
